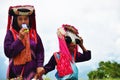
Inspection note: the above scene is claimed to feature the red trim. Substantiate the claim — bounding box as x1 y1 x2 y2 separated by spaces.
10 27 18 40
10 27 37 43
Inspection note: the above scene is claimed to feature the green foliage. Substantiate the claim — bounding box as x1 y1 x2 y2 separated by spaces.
88 61 120 80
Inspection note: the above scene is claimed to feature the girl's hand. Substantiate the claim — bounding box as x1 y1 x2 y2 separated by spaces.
77 36 87 52
18 28 29 40
78 36 83 46
33 67 45 79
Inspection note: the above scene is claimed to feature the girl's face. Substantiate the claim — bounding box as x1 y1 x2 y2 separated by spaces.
17 15 29 28
65 31 79 53
67 43 76 53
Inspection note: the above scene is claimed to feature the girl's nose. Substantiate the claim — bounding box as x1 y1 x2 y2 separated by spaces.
22 20 25 23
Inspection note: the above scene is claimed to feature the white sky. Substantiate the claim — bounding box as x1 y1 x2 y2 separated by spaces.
0 0 120 79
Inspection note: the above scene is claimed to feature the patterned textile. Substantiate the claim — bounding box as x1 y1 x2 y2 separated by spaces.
54 53 78 80
10 27 32 65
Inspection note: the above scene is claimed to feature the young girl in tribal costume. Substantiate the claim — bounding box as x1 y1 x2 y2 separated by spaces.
35 24 91 80
4 5 44 80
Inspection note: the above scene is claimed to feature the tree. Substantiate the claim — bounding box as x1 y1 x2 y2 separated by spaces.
88 61 120 80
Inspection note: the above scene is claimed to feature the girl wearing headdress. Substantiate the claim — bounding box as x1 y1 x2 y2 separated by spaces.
4 5 44 80
35 24 91 80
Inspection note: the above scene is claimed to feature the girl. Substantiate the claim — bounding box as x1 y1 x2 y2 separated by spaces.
4 5 44 80
35 24 91 80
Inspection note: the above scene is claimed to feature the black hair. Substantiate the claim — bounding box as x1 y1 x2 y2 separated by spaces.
12 16 20 32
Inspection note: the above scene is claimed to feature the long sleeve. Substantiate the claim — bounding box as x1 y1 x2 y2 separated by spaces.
4 30 25 58
44 55 56 74
36 34 44 67
75 50 91 62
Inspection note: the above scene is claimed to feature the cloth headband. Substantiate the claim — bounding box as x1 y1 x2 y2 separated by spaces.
9 5 34 16
57 24 79 39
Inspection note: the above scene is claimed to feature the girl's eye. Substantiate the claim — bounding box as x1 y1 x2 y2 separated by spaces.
65 36 72 44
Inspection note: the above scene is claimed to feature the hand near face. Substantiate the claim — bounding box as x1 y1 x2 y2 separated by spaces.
18 28 29 40
76 36 83 46
77 36 87 52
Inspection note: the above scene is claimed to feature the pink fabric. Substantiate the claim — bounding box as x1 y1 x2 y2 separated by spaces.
58 24 78 62
58 37 72 61
55 24 79 76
